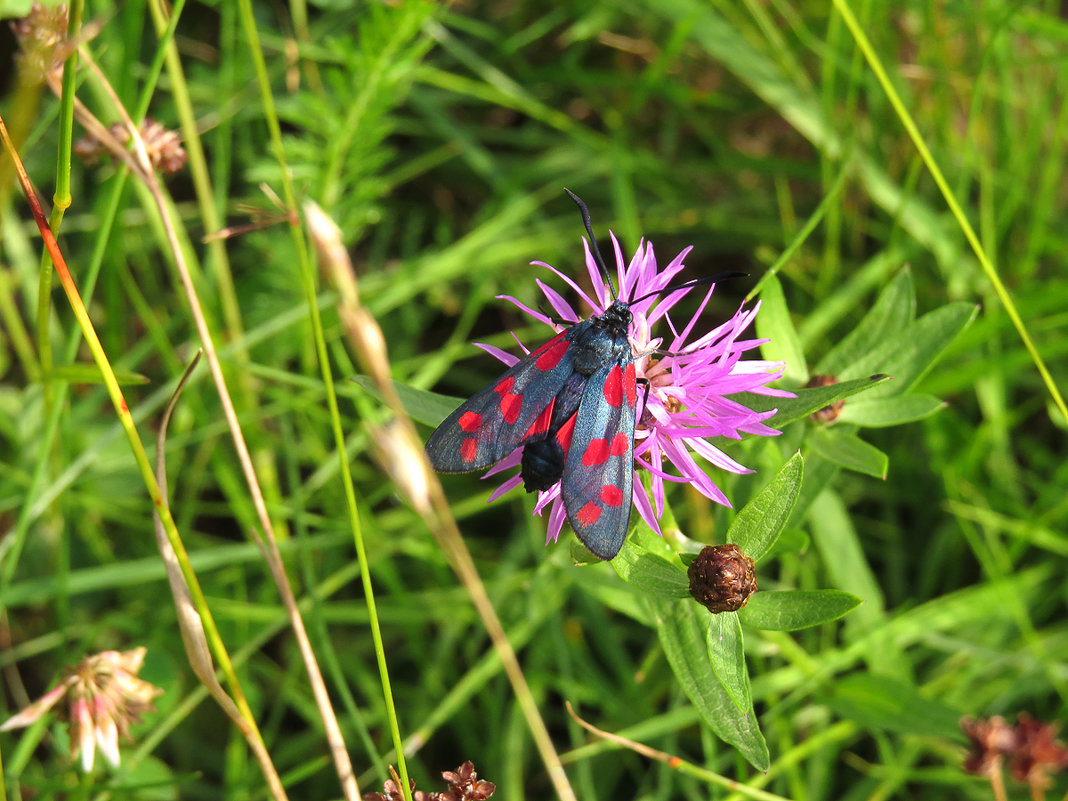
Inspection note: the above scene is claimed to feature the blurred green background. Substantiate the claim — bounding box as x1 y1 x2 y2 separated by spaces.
1 1 1066 799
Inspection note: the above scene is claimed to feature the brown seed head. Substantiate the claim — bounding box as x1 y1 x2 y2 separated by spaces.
687 544 757 613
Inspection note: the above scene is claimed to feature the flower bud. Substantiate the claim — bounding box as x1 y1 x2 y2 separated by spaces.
687 544 757 613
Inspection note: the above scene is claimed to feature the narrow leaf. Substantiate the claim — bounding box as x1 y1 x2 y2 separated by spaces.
809 428 888 478
728 451 803 562
755 274 808 384
650 597 769 770
824 674 962 738
706 612 753 714
817 268 915 376
738 589 861 631
613 541 689 599
353 376 461 427
50 364 151 385
838 394 945 427
733 374 892 428
841 303 978 396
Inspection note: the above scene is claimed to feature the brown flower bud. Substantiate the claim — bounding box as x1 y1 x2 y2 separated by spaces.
805 374 844 423
687 544 757 613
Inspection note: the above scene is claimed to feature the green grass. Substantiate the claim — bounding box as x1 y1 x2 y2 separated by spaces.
1 1 1067 799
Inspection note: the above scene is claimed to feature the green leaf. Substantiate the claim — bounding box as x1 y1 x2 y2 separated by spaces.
823 674 962 738
841 303 978 396
808 428 888 478
612 539 690 599
807 490 892 655
738 589 862 630
49 364 150 385
650 597 769 770
762 526 810 560
733 374 892 428
755 274 808 384
838 394 945 427
706 612 753 715
727 451 803 562
352 376 461 426
816 268 915 377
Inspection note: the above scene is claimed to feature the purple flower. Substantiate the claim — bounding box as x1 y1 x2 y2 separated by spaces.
480 234 792 547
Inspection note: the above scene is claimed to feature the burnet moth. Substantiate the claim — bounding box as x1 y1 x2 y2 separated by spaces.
426 192 739 560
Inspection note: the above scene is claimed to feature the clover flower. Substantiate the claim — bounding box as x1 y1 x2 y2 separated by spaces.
481 233 792 547
1 647 163 772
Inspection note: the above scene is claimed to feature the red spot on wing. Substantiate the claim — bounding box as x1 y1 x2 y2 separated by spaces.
500 393 522 424
576 502 601 526
603 365 623 407
495 376 515 396
460 438 478 463
600 485 623 506
624 363 637 406
524 401 555 439
610 433 629 455
459 411 482 432
556 414 577 452
535 338 569 371
583 438 610 466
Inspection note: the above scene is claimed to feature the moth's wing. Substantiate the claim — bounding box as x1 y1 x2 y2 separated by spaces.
426 328 580 472
561 358 638 559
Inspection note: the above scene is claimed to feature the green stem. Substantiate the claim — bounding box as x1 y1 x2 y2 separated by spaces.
236 1 411 797
35 0 83 397
0 113 268 778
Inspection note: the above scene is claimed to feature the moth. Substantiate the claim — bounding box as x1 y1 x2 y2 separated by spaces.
427 192 733 559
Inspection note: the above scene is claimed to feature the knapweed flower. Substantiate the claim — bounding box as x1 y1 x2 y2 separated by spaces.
1 647 163 772
482 233 792 547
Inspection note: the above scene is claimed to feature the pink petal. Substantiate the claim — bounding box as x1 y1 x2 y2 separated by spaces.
488 474 523 502
536 279 579 322
474 342 520 367
535 260 599 314
0 682 72 731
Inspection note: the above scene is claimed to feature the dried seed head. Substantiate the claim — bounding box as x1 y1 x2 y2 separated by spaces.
1006 713 1068 789
961 715 1016 778
432 760 496 801
805 374 844 423
74 118 188 174
363 765 428 801
372 420 433 516
12 2 69 85
364 761 496 801
961 713 1068 790
687 544 757 613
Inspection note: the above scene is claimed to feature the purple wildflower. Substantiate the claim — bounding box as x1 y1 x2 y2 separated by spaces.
480 234 792 548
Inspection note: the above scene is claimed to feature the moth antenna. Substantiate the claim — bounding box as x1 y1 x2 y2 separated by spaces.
564 188 617 301
629 271 748 307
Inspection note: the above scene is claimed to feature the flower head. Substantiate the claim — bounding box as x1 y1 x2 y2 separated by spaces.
1 647 163 772
482 233 791 549
688 544 758 613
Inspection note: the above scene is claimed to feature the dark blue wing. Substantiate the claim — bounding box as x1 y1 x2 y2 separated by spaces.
426 328 583 472
561 358 637 560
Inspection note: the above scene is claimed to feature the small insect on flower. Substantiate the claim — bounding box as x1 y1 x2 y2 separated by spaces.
426 192 790 560
0 647 163 772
